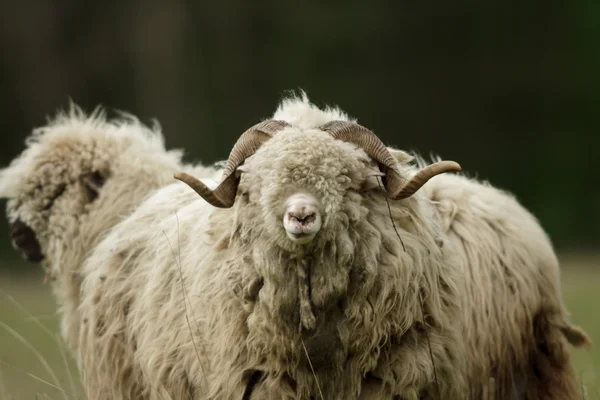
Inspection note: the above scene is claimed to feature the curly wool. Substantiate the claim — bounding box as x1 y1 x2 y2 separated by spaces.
0 104 220 352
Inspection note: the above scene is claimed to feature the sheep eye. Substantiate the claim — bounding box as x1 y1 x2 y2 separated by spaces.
81 171 106 203
42 183 67 211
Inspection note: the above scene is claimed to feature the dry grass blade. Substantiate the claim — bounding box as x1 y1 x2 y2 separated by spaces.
378 177 441 397
24 314 57 322
418 294 441 399
1 291 60 343
0 321 69 400
300 338 324 400
163 214 208 393
378 178 406 252
0 360 7 400
174 213 209 390
0 359 81 399
57 334 77 396
1 290 78 396
581 378 588 400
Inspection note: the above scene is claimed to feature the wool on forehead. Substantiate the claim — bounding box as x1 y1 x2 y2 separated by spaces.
272 91 355 128
0 104 176 198
252 129 370 168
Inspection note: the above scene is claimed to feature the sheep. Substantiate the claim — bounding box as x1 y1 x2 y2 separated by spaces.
0 104 221 354
75 92 589 400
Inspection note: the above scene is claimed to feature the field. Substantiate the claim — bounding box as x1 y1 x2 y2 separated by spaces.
0 255 598 399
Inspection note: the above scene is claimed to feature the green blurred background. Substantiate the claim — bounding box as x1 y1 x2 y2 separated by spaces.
0 0 598 398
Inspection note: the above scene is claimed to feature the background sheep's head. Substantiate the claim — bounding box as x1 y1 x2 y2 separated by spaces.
0 132 112 265
0 107 181 275
176 120 461 252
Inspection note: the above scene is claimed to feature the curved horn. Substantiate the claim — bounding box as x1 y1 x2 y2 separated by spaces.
175 120 290 208
392 160 461 199
318 121 461 199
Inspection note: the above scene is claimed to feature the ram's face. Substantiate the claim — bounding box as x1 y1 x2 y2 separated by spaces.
236 129 382 249
174 118 460 252
0 140 108 263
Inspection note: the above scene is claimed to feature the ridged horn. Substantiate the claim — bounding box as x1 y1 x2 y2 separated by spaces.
392 160 461 199
318 120 461 199
175 120 290 208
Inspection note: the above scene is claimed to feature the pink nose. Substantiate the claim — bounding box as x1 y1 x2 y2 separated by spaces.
283 193 322 244
287 209 317 227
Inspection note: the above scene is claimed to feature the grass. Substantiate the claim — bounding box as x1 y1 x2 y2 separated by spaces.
559 254 600 396
0 272 83 400
0 254 598 399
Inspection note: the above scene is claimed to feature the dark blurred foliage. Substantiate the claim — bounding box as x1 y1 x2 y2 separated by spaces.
0 0 598 268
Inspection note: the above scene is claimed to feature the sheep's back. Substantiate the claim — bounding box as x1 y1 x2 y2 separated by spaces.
423 173 564 396
78 182 218 399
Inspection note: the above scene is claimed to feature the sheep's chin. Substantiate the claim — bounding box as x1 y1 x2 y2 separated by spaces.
286 232 316 245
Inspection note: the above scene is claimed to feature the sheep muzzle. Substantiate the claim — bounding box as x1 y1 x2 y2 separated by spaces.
283 193 322 245
10 218 44 262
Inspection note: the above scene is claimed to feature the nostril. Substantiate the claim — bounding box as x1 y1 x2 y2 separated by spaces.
289 212 316 226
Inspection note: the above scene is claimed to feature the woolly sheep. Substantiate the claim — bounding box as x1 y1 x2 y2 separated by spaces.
42 94 592 399
0 105 221 353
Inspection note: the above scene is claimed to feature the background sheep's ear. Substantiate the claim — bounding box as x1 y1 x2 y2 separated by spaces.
80 171 106 202
0 160 26 198
0 167 14 198
387 147 414 164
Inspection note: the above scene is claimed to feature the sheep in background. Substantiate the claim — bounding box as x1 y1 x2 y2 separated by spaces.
0 105 221 353
77 93 589 400
78 180 218 399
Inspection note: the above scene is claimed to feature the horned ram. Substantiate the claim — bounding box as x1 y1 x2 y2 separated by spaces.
73 94 590 399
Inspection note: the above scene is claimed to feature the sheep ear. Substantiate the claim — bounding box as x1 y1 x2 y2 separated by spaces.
0 166 16 198
80 171 106 202
387 147 414 164
361 168 386 191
